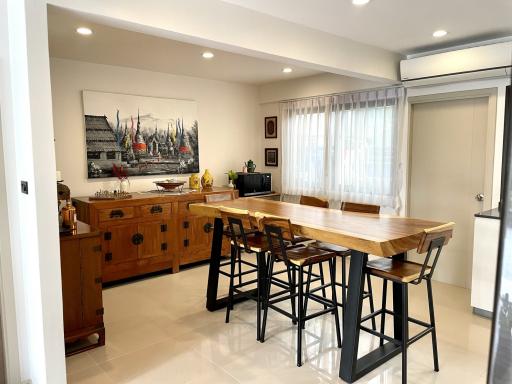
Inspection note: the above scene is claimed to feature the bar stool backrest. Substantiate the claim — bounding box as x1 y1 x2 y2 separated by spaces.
341 201 381 214
205 191 235 203
412 222 455 284
219 207 253 252
299 195 329 208
258 216 295 262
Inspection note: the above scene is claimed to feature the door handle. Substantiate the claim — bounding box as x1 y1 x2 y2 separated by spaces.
475 193 484 202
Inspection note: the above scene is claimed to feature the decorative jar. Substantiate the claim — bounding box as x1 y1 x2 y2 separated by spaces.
189 173 200 190
201 169 214 189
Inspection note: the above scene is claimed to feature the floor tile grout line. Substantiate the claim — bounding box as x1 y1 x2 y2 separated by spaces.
66 354 101 377
85 333 177 366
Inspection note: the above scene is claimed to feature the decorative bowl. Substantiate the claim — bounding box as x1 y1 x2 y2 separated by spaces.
154 180 186 191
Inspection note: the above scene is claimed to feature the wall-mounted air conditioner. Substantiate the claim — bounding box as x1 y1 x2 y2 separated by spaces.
400 41 512 87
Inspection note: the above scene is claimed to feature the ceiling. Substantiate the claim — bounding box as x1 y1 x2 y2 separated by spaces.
47 6 320 85
221 0 512 54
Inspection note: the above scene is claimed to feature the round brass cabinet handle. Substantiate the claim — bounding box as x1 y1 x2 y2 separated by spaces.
131 233 144 245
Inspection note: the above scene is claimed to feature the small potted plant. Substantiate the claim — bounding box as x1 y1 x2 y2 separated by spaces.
226 170 238 189
245 160 256 173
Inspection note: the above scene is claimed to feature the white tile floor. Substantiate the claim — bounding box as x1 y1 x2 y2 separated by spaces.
67 258 491 383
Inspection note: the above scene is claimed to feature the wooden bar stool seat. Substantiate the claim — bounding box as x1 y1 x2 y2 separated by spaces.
360 223 455 384
312 242 351 257
280 246 336 267
366 258 431 284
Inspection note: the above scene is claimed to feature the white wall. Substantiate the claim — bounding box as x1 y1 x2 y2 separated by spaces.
258 73 383 193
0 1 65 383
50 58 261 196
259 73 384 104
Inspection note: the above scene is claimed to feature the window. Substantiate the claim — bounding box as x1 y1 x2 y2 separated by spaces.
281 87 404 209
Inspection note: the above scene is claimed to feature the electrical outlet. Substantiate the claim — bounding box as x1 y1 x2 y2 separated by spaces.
21 181 28 194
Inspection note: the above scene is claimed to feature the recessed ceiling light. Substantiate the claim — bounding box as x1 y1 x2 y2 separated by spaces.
76 27 93 36
352 0 370 5
202 51 214 59
282 67 293 73
433 30 448 38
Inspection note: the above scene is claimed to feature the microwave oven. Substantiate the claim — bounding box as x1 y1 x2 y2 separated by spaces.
235 172 272 197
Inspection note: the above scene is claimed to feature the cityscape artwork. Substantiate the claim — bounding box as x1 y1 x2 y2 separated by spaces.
82 90 199 179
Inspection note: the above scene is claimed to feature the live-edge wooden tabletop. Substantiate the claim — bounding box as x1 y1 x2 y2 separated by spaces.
189 197 451 257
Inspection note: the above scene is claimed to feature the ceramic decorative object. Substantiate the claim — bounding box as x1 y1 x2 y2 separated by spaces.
201 169 214 189
245 160 256 173
119 178 130 193
189 173 200 190
154 180 185 191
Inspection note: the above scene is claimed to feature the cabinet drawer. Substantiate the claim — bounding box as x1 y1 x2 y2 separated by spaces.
141 203 172 218
178 199 205 215
98 207 135 222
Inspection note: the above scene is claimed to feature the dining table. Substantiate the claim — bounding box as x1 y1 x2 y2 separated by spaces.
189 197 447 383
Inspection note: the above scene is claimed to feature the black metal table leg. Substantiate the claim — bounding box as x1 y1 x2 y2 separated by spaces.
206 218 224 311
256 251 267 340
339 251 404 383
392 252 406 341
206 217 257 311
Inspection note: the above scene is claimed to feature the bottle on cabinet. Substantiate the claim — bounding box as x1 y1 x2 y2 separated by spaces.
61 200 77 230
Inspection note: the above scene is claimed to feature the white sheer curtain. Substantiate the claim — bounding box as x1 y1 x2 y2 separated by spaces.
281 87 405 209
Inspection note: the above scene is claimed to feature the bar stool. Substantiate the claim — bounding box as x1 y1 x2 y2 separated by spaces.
207 192 256 287
258 215 342 367
299 196 378 329
220 207 266 340
361 223 454 384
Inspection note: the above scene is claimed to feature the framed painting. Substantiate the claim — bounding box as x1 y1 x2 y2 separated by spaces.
265 148 278 167
265 116 277 138
82 90 199 178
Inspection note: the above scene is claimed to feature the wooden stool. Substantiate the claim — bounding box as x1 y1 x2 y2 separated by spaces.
220 207 266 340
210 192 257 288
299 196 379 329
258 215 342 367
361 223 455 384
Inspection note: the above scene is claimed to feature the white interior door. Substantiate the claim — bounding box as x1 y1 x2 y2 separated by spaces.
409 97 490 288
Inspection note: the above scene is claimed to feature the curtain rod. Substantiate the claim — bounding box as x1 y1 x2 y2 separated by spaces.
277 84 404 104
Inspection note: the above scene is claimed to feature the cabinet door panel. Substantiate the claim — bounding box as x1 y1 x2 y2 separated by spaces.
138 221 167 259
181 215 212 264
104 223 138 264
80 237 103 328
60 240 82 334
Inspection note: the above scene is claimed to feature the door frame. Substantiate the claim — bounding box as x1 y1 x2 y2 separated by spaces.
0 106 21 383
406 88 498 216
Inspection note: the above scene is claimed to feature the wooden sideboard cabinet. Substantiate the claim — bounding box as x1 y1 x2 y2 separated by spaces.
60 222 105 356
73 188 234 282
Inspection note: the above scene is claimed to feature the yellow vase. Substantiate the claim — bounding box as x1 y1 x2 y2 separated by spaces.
201 169 214 190
189 173 200 190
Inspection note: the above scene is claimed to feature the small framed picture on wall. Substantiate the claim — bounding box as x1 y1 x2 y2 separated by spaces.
265 148 278 167
265 116 277 138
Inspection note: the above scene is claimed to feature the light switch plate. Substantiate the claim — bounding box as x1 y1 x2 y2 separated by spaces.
21 181 28 194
